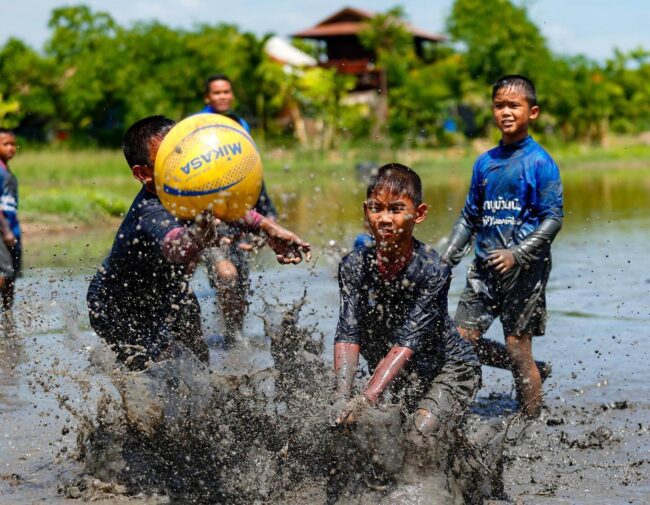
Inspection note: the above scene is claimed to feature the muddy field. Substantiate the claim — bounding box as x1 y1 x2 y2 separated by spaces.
0 212 649 504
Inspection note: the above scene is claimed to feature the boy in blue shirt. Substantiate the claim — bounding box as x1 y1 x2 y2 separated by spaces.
201 74 276 346
442 75 563 418
87 116 309 369
0 129 21 336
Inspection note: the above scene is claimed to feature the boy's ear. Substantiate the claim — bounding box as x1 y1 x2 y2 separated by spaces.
414 203 428 224
529 105 540 120
132 164 154 185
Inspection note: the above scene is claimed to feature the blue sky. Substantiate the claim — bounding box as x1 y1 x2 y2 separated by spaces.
3 0 649 61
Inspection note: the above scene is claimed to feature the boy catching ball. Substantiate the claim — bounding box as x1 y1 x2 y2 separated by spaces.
87 115 309 369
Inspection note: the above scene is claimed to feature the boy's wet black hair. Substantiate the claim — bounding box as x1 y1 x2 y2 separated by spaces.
0 128 15 136
204 73 232 95
122 115 175 168
367 163 423 207
492 75 537 107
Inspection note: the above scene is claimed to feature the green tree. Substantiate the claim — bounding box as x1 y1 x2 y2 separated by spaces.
46 6 121 143
0 94 20 128
359 6 414 131
296 67 355 149
447 0 552 85
0 38 55 134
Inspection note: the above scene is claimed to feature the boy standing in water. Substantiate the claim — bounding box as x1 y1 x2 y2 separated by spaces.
442 75 563 418
87 115 309 369
0 129 21 336
201 74 276 346
332 164 480 469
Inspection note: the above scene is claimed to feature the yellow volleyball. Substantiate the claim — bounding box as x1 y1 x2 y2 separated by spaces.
155 113 262 221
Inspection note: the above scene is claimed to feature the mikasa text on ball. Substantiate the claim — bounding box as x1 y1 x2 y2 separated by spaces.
155 113 262 221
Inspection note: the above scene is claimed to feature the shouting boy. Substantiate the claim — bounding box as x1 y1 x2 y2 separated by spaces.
332 163 480 465
87 115 309 369
442 75 563 418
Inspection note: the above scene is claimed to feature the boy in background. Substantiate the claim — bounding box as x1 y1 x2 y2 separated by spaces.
87 115 309 369
201 74 276 346
0 129 21 336
442 75 563 418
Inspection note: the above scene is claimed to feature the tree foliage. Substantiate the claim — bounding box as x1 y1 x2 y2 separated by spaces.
0 2 649 147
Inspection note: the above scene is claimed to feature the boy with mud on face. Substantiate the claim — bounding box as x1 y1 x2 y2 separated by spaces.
332 163 481 463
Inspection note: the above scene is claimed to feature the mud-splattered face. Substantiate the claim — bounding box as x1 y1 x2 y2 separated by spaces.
364 188 427 251
205 79 234 113
0 133 17 163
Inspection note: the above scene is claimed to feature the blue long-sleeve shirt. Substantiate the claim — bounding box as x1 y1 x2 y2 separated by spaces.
460 136 563 260
0 160 20 239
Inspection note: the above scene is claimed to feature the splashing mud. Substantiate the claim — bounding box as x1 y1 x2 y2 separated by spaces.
2 258 650 504
53 295 508 504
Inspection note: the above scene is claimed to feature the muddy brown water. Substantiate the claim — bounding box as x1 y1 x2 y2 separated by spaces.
2 171 650 504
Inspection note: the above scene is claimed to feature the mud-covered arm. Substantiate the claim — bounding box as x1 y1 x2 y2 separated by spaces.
512 217 562 267
162 217 217 264
441 214 474 267
362 346 414 403
335 346 415 425
333 342 360 401
231 209 311 264
333 256 364 399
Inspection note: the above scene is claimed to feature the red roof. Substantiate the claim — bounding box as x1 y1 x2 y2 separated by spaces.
292 6 445 42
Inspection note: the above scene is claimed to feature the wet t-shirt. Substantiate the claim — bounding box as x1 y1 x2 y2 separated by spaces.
0 160 20 239
87 188 193 331
335 239 478 378
461 135 563 260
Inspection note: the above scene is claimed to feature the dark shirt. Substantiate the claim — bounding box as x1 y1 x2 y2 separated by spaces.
335 239 478 378
0 160 20 239
461 136 563 260
87 188 193 338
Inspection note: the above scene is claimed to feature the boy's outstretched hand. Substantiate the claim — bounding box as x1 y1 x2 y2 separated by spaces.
260 219 311 264
488 249 516 274
335 394 372 426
